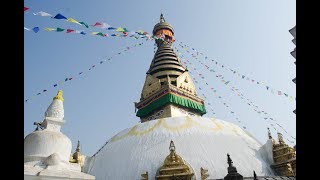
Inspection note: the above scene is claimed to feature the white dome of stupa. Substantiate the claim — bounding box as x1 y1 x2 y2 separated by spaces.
87 116 274 179
24 90 72 163
24 129 72 162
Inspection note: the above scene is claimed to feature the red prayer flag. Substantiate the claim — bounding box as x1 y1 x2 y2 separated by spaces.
278 91 282 95
66 29 74 33
24 7 29 11
92 22 102 27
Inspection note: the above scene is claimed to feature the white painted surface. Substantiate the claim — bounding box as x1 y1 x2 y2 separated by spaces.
24 129 72 162
45 99 64 120
88 116 274 180
24 156 95 180
258 139 274 165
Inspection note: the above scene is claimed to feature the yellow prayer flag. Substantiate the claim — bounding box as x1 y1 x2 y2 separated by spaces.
115 27 125 32
67 18 82 25
44 28 55 31
91 32 99 35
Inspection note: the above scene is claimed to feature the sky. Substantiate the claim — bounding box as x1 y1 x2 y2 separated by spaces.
24 0 296 156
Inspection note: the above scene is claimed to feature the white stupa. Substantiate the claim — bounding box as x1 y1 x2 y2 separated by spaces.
86 116 275 179
81 14 296 180
24 90 95 180
24 14 296 180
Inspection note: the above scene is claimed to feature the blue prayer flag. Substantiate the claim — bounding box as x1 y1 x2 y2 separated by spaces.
32 27 40 33
53 13 67 20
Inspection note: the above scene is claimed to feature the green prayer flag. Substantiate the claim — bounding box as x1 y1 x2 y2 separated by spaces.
56 28 65 32
79 22 89 28
97 32 104 36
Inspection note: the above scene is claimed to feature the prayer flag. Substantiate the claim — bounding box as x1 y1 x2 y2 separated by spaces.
24 27 30 31
53 84 57 87
80 31 86 35
97 32 104 36
116 27 125 32
33 11 52 17
101 23 111 29
67 18 82 25
32 27 40 33
24 7 29 11
53 13 67 20
56 28 65 32
92 22 102 27
79 22 89 28
66 29 74 33
278 91 282 95
45 28 55 31
107 27 116 30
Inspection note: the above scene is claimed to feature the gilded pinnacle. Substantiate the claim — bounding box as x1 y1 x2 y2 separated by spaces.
53 90 64 101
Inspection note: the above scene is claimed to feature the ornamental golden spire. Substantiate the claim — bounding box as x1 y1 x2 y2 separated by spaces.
53 90 64 101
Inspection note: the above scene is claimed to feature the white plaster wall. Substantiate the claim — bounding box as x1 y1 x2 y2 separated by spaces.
24 130 72 162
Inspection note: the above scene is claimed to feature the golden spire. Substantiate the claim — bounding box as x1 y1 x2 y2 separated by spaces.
155 140 194 179
76 140 80 152
71 140 82 164
53 90 64 101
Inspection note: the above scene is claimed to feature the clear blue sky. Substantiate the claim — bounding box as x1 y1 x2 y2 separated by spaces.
24 0 296 156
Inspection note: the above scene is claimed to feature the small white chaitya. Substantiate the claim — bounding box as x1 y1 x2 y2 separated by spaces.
24 90 95 180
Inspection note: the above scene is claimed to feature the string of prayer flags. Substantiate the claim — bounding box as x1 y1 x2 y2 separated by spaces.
33 11 52 17
177 48 296 142
53 13 67 20
189 60 249 129
176 42 295 101
25 41 146 103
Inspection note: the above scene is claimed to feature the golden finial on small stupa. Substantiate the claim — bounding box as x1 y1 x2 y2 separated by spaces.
53 90 64 101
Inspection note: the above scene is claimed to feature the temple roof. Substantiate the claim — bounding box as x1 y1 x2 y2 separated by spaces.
147 43 186 79
153 13 174 35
